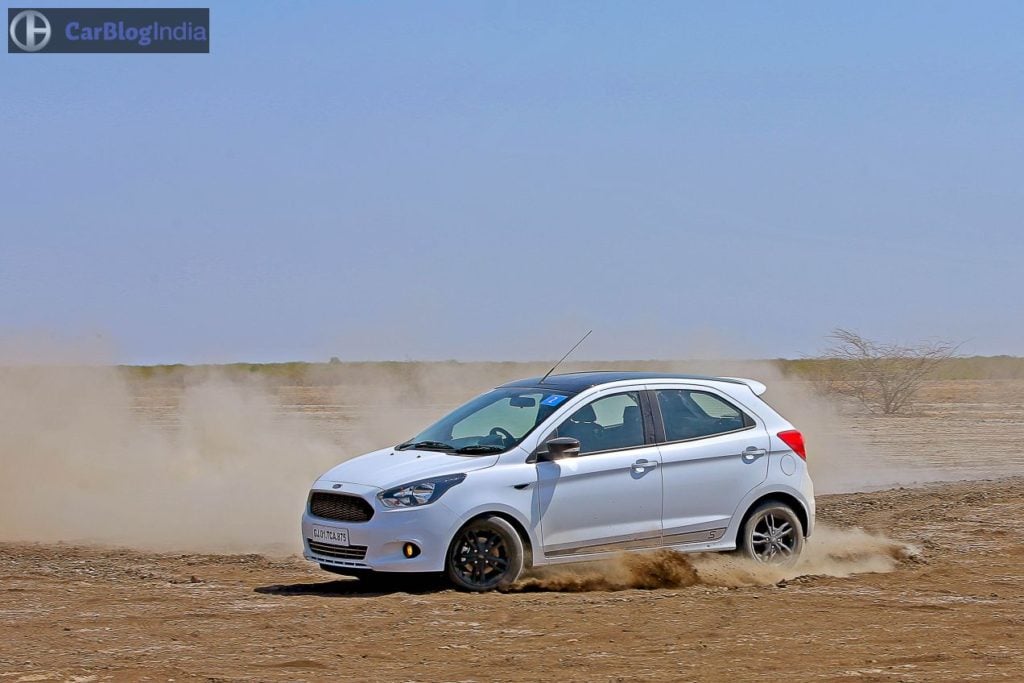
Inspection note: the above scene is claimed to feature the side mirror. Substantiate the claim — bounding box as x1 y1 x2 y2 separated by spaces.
538 437 581 461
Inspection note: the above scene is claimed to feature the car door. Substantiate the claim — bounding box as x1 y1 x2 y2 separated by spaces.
534 389 663 559
651 386 770 545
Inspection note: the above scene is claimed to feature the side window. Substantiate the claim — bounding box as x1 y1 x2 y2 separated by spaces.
656 389 753 442
690 392 741 419
555 391 645 455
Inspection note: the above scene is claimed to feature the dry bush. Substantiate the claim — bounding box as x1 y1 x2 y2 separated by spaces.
818 328 960 415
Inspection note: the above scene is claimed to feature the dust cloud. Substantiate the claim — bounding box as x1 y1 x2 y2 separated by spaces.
0 365 338 553
0 357 529 554
0 347 945 556
512 525 919 592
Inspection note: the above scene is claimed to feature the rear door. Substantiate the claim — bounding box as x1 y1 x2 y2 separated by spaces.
535 389 663 558
651 385 769 545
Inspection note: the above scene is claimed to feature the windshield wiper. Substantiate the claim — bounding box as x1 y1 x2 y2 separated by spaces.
396 440 455 452
453 444 505 454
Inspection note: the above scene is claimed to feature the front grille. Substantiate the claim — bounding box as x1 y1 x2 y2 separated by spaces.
309 492 375 522
307 540 368 560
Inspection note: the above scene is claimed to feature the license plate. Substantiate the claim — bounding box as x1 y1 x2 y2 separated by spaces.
311 525 349 547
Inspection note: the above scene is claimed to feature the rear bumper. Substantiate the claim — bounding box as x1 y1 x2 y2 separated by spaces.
301 481 458 573
803 472 816 537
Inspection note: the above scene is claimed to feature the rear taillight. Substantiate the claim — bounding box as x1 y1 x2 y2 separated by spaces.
777 430 806 460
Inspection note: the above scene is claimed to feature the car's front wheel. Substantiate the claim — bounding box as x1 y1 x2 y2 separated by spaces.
446 516 524 591
739 501 804 565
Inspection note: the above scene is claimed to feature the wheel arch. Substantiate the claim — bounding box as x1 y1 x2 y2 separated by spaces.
449 506 536 568
736 491 810 544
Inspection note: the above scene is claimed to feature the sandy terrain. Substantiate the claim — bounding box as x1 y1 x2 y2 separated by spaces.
1 374 1023 681
1 478 1022 682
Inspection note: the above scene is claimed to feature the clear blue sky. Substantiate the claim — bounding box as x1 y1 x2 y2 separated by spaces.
2 1 1022 363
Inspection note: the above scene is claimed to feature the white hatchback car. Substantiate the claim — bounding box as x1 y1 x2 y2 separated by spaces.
302 372 814 591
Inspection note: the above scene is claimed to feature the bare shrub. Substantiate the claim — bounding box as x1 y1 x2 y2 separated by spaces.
819 328 960 415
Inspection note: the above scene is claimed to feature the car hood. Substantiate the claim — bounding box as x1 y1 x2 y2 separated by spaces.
317 447 499 489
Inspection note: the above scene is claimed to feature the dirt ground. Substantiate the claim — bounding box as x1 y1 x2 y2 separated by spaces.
2 376 1023 681
1 479 1022 682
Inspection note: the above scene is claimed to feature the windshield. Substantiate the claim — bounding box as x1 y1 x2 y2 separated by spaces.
397 388 571 455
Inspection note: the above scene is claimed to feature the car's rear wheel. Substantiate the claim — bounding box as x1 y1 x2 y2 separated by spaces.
739 501 804 565
446 516 524 592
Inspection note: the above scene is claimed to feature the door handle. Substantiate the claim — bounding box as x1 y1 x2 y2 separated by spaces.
741 447 767 462
631 458 659 473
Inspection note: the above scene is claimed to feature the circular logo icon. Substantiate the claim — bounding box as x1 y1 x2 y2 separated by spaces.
9 10 52 52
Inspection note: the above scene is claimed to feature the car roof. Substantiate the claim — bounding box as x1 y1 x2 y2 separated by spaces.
497 371 749 393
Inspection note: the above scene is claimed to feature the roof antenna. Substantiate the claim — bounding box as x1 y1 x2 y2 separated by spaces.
540 330 592 384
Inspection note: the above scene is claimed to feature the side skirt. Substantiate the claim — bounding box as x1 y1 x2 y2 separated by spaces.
541 527 729 561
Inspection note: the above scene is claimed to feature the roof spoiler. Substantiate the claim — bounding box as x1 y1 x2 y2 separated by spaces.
719 377 767 396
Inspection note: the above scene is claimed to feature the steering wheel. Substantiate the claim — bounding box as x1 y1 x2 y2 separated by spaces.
489 427 515 444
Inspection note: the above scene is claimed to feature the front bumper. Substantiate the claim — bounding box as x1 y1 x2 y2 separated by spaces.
301 480 460 573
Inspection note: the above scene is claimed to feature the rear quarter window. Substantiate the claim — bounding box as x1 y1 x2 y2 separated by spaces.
690 392 741 419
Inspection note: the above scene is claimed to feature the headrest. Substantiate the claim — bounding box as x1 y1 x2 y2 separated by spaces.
571 404 597 423
661 391 698 419
623 405 640 424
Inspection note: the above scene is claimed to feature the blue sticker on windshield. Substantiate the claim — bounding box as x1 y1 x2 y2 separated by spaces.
541 394 567 407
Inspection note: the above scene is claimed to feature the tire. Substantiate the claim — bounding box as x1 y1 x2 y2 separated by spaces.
739 501 804 565
445 516 525 592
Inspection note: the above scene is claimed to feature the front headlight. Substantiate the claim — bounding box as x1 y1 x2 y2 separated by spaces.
378 473 467 508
